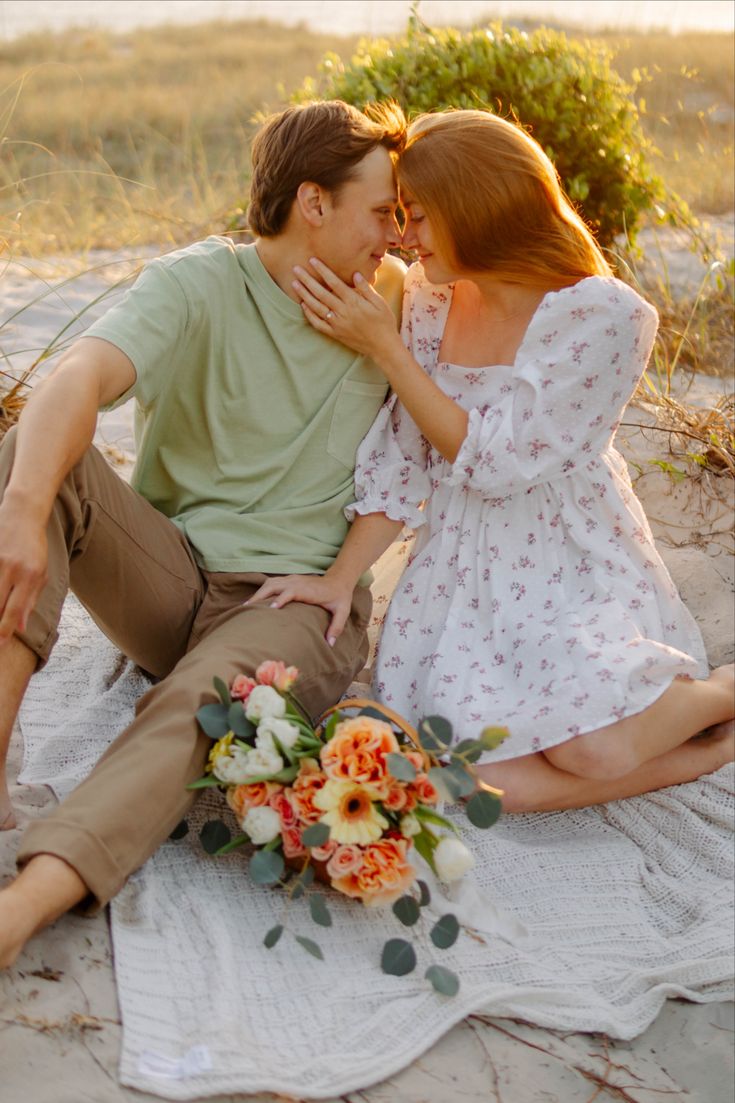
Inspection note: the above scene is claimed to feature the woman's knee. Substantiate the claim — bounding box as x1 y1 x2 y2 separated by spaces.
543 732 640 780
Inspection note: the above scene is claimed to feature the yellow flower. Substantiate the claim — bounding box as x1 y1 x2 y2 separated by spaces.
207 732 234 773
313 779 388 846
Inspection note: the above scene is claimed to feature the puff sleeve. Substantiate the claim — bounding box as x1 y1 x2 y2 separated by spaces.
445 277 658 496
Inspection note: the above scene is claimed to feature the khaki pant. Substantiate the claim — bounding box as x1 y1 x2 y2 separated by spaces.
1 429 371 909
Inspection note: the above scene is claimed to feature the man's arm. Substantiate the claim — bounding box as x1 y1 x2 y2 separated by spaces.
0 337 136 645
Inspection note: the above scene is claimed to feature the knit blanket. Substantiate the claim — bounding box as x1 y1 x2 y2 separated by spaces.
18 596 734 1101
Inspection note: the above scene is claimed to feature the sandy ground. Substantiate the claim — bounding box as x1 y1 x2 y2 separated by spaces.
0 228 733 1102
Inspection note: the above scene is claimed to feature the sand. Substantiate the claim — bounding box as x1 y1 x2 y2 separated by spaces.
0 230 733 1102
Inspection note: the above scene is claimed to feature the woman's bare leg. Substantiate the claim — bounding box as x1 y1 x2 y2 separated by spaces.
478 723 734 814
542 665 734 781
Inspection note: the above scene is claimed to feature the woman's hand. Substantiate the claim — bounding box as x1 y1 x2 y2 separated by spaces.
293 258 402 361
245 572 356 647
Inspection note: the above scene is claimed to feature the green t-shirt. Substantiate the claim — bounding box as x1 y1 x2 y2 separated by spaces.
86 236 404 573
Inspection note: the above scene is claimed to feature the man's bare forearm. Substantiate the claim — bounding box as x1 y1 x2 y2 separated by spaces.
3 337 135 524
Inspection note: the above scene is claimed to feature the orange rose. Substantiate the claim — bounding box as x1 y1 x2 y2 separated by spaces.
331 837 416 907
291 758 329 825
320 717 399 796
227 781 282 821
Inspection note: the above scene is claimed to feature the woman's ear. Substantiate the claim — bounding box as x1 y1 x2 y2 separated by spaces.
295 181 329 227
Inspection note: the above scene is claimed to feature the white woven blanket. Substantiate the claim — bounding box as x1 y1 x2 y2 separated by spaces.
18 596 734 1101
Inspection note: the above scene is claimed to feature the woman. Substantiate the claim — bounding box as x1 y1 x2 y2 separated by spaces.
249 109 734 811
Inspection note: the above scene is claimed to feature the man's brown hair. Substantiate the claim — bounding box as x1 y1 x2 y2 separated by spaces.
247 100 406 238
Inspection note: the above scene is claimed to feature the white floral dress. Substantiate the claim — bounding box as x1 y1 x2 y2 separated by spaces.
347 264 708 763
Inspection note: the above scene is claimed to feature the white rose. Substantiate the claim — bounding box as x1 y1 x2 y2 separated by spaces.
244 746 284 778
434 836 475 882
400 813 422 838
256 717 301 753
246 684 287 722
212 747 253 784
242 806 282 845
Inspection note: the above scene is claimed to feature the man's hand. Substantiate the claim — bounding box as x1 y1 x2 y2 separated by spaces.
246 573 356 646
0 498 48 647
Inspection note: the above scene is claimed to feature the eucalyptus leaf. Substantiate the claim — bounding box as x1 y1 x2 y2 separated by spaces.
430 913 460 949
425 964 460 997
215 833 250 855
428 765 463 802
195 703 230 740
417 879 431 907
444 761 477 798
263 924 284 949
466 790 503 829
309 893 333 928
386 752 417 782
392 895 421 927
418 715 453 752
213 676 231 707
359 706 394 722
302 822 330 848
199 820 232 855
381 938 417 977
249 849 285 885
295 935 324 960
169 820 189 841
228 702 255 740
452 738 483 763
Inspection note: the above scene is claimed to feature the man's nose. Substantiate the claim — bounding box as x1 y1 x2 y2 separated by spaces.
386 215 401 247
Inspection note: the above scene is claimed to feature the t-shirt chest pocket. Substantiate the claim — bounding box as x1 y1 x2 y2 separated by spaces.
327 378 388 469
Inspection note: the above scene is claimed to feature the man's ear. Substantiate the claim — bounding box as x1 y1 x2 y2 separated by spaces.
295 181 332 227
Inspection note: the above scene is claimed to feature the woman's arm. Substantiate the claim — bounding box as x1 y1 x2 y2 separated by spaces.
246 512 403 645
293 260 468 463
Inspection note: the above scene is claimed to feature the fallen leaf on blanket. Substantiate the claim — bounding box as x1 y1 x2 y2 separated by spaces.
29 966 64 982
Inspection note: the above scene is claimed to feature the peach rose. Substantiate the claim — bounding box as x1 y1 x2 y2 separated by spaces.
255 660 299 692
282 823 306 859
331 837 416 907
231 674 257 702
269 789 298 830
226 781 282 821
320 717 400 796
326 844 364 880
310 838 338 863
291 758 329 825
412 773 440 805
383 782 411 813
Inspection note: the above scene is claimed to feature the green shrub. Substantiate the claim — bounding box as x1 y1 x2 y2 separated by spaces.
293 12 667 248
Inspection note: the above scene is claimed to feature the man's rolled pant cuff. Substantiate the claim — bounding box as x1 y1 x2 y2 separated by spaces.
16 819 126 914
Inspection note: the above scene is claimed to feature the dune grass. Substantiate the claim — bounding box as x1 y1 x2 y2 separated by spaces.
0 16 732 471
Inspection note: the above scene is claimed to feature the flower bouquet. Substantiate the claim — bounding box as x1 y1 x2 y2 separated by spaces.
186 660 507 995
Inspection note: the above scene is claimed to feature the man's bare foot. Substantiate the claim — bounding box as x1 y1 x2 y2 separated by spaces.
0 854 88 969
0 885 38 968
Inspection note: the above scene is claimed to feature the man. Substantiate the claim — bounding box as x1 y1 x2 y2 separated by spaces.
0 99 406 966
